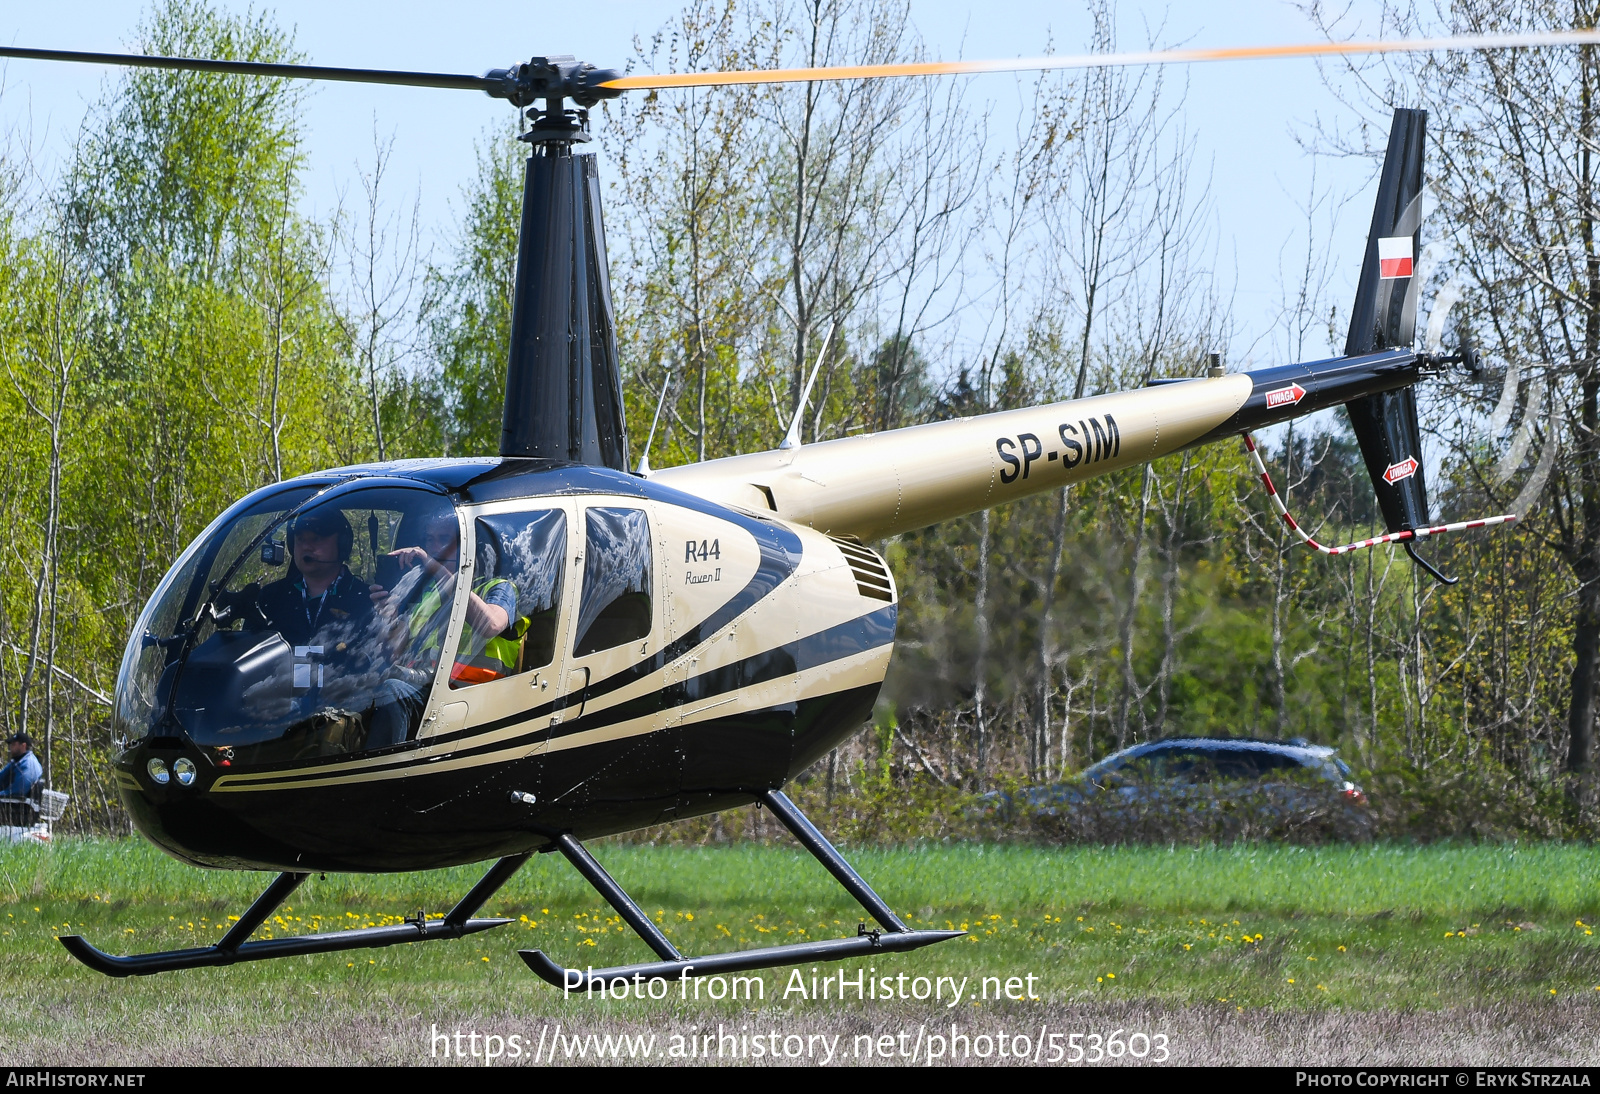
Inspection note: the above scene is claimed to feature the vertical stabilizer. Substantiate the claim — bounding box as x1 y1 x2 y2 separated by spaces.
1344 108 1430 535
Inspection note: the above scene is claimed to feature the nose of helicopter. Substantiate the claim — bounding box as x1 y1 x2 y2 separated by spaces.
113 737 263 868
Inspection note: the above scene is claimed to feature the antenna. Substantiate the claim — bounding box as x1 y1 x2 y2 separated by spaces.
636 370 673 476
780 322 836 451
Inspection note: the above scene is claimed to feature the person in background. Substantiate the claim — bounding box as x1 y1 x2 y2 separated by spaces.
0 732 43 825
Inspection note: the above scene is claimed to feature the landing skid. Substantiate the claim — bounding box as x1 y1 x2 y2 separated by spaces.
59 853 529 977
520 789 964 990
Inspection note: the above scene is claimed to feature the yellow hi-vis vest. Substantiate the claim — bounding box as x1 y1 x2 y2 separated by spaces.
407 576 522 685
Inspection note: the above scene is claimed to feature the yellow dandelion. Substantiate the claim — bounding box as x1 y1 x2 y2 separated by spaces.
1106 973 1115 979
1287 978 1295 984
1317 985 1326 991
1550 989 1558 995
1338 945 1346 952
1183 944 1192 950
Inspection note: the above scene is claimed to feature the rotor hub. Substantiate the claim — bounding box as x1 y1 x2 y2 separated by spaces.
482 56 621 111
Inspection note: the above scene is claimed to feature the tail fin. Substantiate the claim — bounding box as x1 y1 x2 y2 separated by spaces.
1343 109 1434 553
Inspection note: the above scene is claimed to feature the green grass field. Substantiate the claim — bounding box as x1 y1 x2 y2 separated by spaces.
7 839 1600 1064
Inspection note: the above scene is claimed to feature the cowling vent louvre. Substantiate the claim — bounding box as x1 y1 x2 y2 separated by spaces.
828 536 894 602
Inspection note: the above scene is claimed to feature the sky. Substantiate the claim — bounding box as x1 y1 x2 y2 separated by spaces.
0 0 1397 375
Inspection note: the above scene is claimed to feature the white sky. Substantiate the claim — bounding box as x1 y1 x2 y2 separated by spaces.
1 1 1395 375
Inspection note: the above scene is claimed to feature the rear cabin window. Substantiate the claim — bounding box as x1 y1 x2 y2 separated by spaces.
449 509 568 689
575 507 653 657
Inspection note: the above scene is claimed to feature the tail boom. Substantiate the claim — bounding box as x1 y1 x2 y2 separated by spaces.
653 347 1430 542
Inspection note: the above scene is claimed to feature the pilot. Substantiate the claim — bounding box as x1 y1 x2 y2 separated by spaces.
255 509 374 650
364 513 520 747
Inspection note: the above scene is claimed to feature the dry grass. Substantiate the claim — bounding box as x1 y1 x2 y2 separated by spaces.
6 999 1597 1066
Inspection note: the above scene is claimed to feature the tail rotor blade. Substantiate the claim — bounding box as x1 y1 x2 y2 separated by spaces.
1494 377 1545 484
1510 413 1560 516
1488 361 1522 435
1424 276 1464 354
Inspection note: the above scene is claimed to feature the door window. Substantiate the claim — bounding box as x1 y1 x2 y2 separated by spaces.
575 507 654 657
449 509 568 688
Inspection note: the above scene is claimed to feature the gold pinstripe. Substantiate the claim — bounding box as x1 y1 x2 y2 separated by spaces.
206 644 893 792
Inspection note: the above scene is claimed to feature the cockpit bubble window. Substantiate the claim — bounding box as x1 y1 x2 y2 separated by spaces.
574 507 653 657
449 509 568 689
123 483 464 768
113 485 320 750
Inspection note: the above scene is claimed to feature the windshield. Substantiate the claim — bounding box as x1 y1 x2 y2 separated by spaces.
113 484 321 749
117 481 464 767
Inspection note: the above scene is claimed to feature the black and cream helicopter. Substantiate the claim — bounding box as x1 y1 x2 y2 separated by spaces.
0 30 1570 989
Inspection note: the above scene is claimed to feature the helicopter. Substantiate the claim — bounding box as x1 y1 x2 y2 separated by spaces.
0 29 1571 991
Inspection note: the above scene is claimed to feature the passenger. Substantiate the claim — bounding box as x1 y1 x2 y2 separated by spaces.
256 509 375 650
0 732 43 816
365 513 519 748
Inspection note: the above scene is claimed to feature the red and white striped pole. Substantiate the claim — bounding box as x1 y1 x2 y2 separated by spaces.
1240 432 1516 556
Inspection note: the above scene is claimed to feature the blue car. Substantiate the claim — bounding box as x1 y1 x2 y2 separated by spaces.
1010 736 1369 836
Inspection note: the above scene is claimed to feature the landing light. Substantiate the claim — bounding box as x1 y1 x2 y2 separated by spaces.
173 758 196 787
146 759 169 785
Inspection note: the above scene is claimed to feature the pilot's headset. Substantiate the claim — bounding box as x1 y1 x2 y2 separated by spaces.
288 509 354 563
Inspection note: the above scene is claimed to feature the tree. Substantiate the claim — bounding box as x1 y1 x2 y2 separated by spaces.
421 125 522 456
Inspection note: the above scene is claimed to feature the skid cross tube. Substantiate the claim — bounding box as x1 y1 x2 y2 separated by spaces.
59 853 531 978
520 793 962 990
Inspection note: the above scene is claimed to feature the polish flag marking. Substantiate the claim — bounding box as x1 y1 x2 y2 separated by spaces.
1265 382 1307 409
1378 235 1414 279
1383 456 1420 484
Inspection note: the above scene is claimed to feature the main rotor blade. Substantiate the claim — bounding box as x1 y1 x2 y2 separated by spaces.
602 28 1600 90
0 46 492 92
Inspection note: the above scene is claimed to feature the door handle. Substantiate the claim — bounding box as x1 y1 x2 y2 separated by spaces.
564 666 590 720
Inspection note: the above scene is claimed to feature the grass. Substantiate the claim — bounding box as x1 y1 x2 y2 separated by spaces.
6 839 1600 1064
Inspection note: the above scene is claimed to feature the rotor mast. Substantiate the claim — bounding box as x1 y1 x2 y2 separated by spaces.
488 58 629 468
